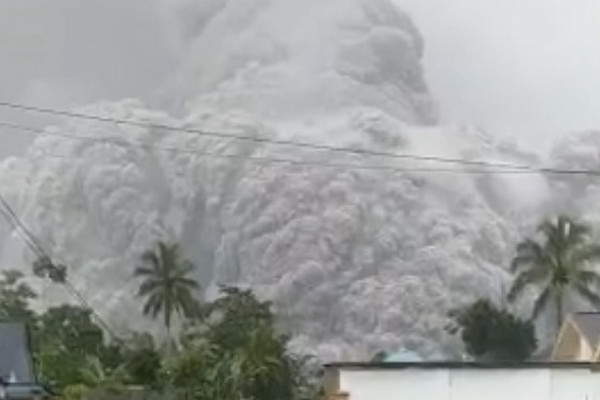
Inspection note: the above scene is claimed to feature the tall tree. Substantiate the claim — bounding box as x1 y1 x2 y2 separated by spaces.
134 242 200 354
508 215 600 332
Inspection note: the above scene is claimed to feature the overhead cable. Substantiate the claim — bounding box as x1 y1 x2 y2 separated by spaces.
0 99 587 174
0 120 597 176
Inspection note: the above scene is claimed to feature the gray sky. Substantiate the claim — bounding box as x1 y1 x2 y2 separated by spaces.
0 0 177 158
399 0 600 152
0 0 598 158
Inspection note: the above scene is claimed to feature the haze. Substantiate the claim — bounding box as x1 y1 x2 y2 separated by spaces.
0 0 599 154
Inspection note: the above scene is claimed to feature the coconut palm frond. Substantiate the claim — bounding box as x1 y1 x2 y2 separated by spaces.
509 215 600 332
531 287 551 320
575 283 600 310
508 266 548 302
576 270 600 288
511 240 548 272
572 245 600 265
134 241 202 350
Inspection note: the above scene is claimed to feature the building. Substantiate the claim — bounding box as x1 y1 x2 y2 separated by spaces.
0 323 51 400
324 362 600 400
323 312 600 399
552 312 600 362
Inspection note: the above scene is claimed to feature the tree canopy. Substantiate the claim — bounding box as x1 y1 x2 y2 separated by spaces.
447 299 537 361
171 286 317 400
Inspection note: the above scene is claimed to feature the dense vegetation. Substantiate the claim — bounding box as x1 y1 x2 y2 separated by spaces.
1 241 318 400
5 215 600 397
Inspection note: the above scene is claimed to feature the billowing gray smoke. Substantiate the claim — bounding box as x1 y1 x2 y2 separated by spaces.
0 0 586 360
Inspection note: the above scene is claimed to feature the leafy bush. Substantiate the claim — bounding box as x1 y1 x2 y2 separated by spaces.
447 299 537 361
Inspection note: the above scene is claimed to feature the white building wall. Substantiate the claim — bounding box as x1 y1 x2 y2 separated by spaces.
339 369 448 400
550 369 600 399
338 367 600 400
449 369 550 400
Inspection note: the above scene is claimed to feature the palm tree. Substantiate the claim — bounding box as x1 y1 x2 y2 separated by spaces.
508 215 600 334
134 242 200 355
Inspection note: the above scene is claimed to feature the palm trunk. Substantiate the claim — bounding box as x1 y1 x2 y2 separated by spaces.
556 292 563 336
163 322 175 400
165 300 172 359
167 327 173 360
166 324 172 359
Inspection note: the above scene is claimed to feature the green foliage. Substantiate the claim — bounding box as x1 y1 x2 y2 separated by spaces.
0 270 88 389
36 305 104 355
447 299 537 361
509 215 600 331
122 347 161 388
61 384 89 400
286 355 322 400
98 343 127 374
80 356 127 388
0 264 315 399
35 345 86 391
0 252 314 400
169 287 316 400
0 263 164 393
168 342 245 400
0 269 37 321
86 331 159 387
32 305 108 390
202 286 275 347
35 325 162 391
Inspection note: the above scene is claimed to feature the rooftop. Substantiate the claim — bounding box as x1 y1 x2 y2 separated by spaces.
324 361 600 370
570 312 600 349
0 323 34 383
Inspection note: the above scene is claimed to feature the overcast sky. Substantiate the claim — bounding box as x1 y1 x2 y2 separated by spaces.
0 0 176 158
399 0 600 152
0 0 598 158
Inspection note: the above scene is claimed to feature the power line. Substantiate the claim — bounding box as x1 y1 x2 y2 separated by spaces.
0 191 121 341
0 99 589 175
0 120 599 176
0 121 571 175
0 195 47 257
0 206 42 258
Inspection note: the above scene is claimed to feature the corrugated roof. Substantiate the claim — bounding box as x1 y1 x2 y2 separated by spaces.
0 323 34 383
570 312 600 349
